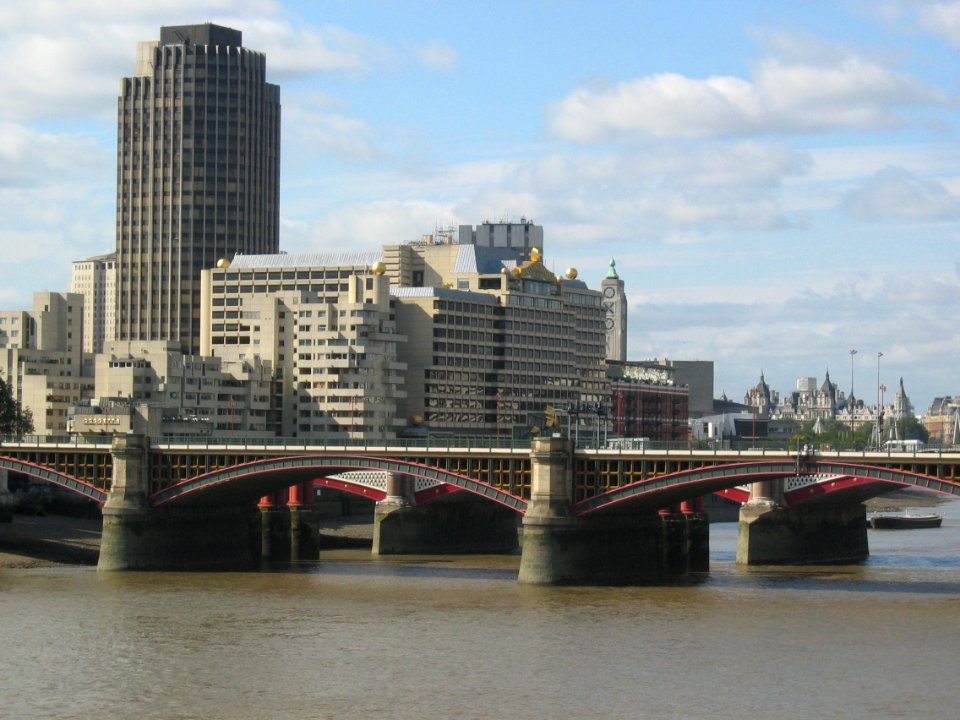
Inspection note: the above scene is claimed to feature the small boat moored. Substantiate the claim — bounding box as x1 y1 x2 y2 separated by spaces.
869 513 943 530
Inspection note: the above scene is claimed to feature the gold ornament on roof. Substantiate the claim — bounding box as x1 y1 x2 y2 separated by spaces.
530 247 541 262
216 257 230 269
512 266 523 276
371 261 386 275
565 267 578 280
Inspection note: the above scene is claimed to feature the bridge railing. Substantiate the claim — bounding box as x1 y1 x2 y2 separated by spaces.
3 433 958 457
0 434 114 447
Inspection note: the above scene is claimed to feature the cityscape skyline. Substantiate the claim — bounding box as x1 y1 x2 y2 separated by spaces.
1 2 958 410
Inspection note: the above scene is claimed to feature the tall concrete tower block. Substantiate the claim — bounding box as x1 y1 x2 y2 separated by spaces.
600 258 627 362
116 24 280 354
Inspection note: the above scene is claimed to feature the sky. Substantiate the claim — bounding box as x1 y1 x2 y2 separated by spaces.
1 0 958 413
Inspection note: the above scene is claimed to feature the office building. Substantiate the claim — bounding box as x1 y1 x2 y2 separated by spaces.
70 340 274 439
0 293 92 435
71 252 116 354
385 240 607 437
200 253 407 440
607 360 690 442
198 233 608 440
116 24 280 354
457 218 543 255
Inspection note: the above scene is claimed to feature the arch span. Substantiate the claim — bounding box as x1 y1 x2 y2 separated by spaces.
576 460 960 516
0 456 108 505
151 454 527 512
792 460 960 504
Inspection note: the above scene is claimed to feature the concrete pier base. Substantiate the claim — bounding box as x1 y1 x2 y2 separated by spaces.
0 468 13 523
516 437 710 584
737 502 869 565
100 505 258 571
373 498 519 555
259 506 290 562
519 513 710 585
289 505 319 562
98 434 257 571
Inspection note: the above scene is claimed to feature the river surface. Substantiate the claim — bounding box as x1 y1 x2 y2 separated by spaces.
3 499 960 720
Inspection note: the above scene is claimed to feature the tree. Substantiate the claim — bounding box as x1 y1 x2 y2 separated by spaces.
800 417 872 449
0 373 34 437
898 415 930 443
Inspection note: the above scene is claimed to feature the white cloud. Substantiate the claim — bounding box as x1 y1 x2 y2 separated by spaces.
245 20 374 78
547 37 947 142
917 1 960 45
635 271 960 411
283 96 378 162
285 199 459 253
0 124 110 187
410 41 459 71
841 165 960 220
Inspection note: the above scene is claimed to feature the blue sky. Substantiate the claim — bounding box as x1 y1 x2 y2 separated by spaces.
1 0 958 412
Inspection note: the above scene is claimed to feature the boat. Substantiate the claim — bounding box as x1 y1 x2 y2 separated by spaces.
869 513 943 530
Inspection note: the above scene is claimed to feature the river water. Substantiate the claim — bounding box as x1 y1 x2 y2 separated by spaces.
3 499 960 720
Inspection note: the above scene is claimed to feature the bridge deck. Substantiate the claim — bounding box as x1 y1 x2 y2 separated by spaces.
2 441 960 506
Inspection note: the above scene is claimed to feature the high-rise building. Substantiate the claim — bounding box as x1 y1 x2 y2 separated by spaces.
71 252 116 354
116 24 280 354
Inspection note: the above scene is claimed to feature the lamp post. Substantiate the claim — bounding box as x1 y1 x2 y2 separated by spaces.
849 348 858 438
876 352 883 448
849 349 857 400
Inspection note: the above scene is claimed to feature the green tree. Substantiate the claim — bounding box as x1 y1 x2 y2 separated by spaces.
897 415 930 443
0 373 34 437
800 417 872 449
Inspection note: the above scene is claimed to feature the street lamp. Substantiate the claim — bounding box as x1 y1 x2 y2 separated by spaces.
876 352 883 448
849 349 857 400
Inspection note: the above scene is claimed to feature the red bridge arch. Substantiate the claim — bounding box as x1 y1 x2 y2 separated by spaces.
151 454 528 512
0 456 107 505
576 460 960 516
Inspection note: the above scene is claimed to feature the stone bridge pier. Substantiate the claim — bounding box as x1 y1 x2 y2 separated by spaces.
99 434 259 571
736 477 868 565
0 468 13 522
258 484 319 563
518 437 709 585
372 473 519 555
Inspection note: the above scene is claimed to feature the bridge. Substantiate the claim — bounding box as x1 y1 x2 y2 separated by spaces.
1 435 958 583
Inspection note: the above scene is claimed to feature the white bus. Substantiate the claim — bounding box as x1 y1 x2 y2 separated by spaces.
607 437 651 450
881 439 925 452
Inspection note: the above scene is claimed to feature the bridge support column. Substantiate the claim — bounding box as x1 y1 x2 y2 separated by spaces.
100 434 257 571
99 434 152 571
519 438 710 584
0 468 13 522
737 502 868 565
373 474 517 554
517 437 577 584
259 490 290 562
288 483 319 563
687 497 710 572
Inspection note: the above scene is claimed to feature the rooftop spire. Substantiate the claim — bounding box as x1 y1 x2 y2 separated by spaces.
605 258 619 280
